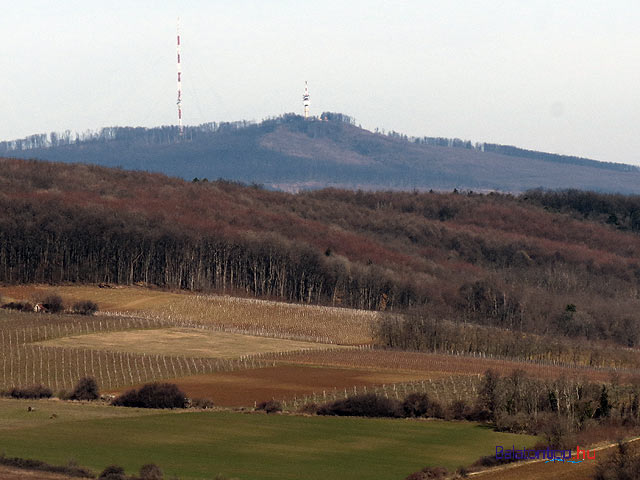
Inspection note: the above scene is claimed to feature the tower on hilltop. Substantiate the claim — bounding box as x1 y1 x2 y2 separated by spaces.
176 18 183 137
303 81 310 119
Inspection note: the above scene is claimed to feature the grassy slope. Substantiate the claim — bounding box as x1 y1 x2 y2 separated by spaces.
0 399 537 480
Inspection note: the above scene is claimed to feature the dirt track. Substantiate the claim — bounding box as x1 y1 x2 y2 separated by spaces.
0 466 76 479
469 437 640 480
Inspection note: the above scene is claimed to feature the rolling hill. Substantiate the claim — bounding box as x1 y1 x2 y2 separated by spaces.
3 156 640 358
2 113 640 193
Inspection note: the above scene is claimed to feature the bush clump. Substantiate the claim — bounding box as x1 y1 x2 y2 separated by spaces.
1 301 33 312
72 300 99 315
191 397 214 409
70 377 100 401
112 383 188 409
402 392 431 417
317 393 402 418
299 402 320 415
405 466 449 480
256 400 283 414
446 399 474 420
6 384 53 399
99 464 127 480
139 463 163 480
42 294 64 313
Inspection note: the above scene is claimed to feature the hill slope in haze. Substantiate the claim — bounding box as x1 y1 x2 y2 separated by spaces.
3 157 640 360
3 113 640 193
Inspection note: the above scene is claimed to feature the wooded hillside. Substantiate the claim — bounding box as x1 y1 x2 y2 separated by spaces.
3 114 640 193
2 158 640 350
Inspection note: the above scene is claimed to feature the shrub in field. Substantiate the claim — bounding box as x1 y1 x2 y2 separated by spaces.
446 399 472 420
425 400 445 419
1 301 33 311
191 397 214 409
70 377 100 401
299 402 320 415
495 412 533 434
112 383 188 409
72 300 99 315
56 389 71 400
317 393 402 418
7 384 53 399
42 294 64 313
256 400 283 414
402 392 430 418
99 464 127 480
405 466 449 479
139 463 163 480
471 453 521 468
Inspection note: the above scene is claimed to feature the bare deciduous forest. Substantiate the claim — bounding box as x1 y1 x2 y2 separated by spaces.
2 158 640 355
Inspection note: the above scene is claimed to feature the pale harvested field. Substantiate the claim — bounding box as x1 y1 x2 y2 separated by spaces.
3 285 376 344
35 327 340 358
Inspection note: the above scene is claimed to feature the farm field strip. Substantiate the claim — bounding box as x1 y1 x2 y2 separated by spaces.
0 314 170 345
277 374 482 411
0 399 539 480
0 294 369 391
35 327 345 358
2 285 378 344
107 364 463 407
1 343 346 391
276 348 640 383
0 310 368 391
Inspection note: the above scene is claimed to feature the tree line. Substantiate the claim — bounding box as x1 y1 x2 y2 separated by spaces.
375 313 640 369
0 197 419 310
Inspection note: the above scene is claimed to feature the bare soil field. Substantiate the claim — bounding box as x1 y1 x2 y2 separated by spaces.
36 327 339 358
107 364 443 407
277 348 635 383
3 285 376 344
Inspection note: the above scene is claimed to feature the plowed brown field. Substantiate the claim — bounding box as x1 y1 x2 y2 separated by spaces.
108 364 447 406
277 349 637 382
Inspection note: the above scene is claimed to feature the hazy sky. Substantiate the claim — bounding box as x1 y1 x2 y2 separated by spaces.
2 1 639 164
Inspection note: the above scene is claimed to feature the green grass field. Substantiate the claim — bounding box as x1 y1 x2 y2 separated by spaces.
0 399 537 480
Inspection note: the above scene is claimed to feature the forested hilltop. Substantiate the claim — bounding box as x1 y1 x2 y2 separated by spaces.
3 158 640 356
2 114 640 193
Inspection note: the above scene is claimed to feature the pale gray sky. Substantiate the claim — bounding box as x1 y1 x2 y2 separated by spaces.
2 1 639 164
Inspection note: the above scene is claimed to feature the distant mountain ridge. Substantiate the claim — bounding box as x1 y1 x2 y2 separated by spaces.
3 113 640 193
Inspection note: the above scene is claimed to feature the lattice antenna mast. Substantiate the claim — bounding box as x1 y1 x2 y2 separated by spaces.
177 17 183 137
303 81 310 119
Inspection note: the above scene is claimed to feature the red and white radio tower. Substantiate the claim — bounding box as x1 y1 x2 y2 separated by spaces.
176 17 183 137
